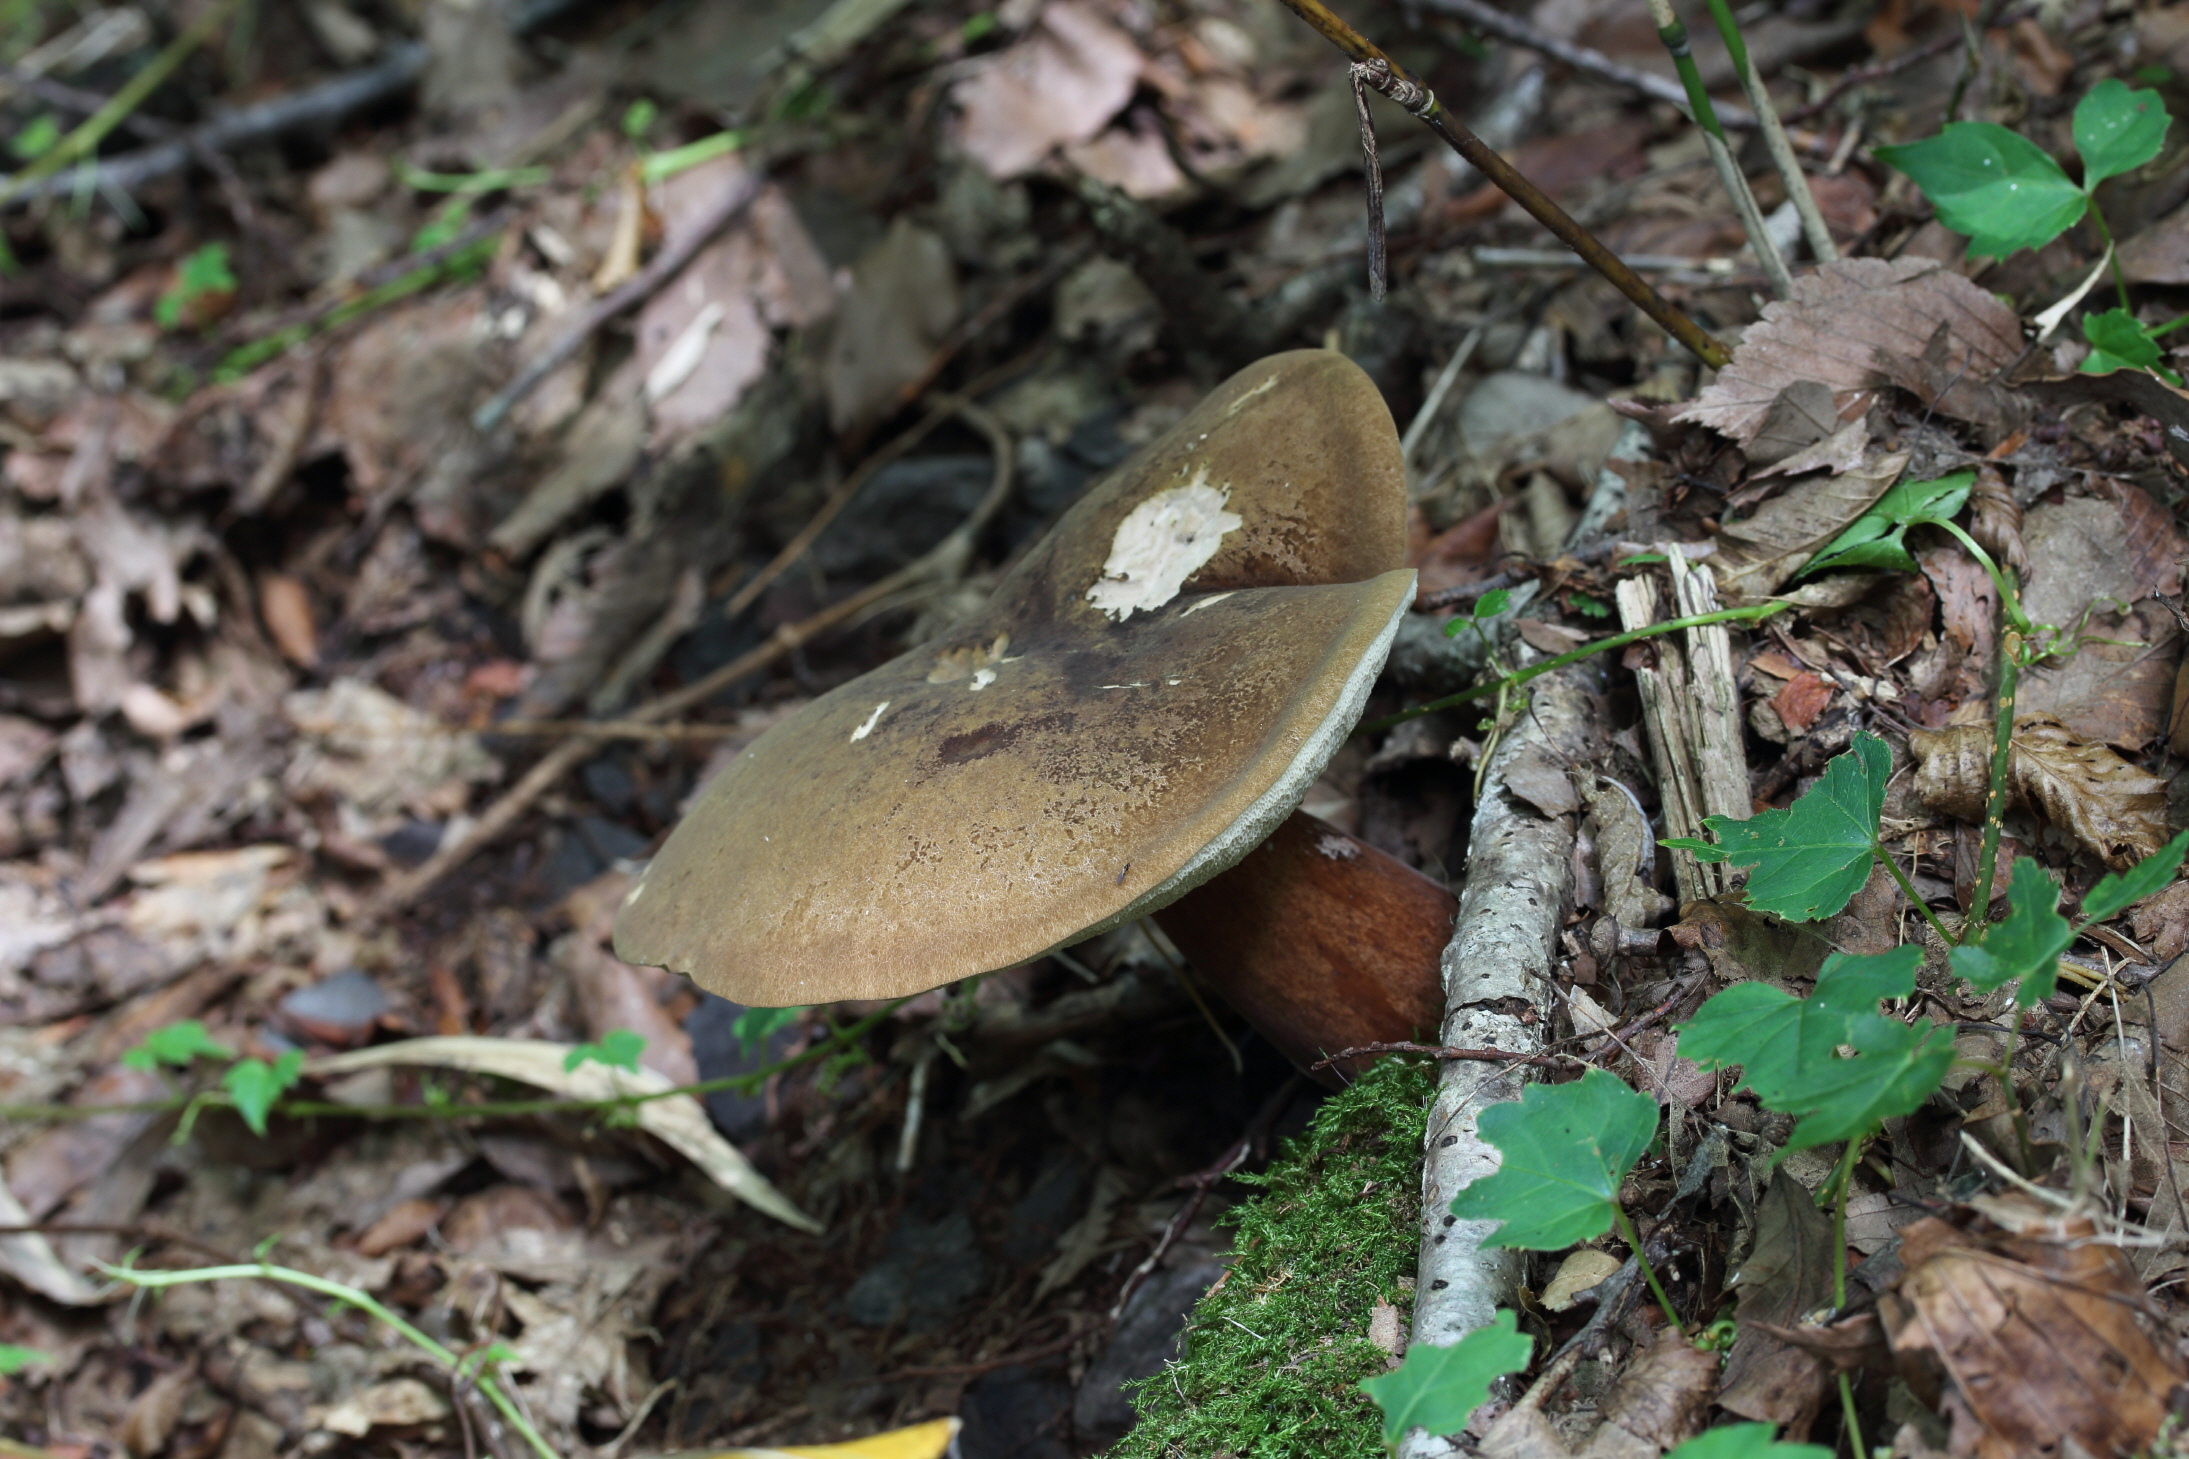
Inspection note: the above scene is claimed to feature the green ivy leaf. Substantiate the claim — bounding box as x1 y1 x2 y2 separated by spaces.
2074 79 2171 188
122 1019 234 1071
1666 1423 1835 1459
1697 733 1891 923
1359 1309 1532 1448
2082 829 2189 923
1777 1012 1956 1152
1449 1069 1658 1250
2080 308 2185 386
0 1343 49 1376
732 1005 806 1061
1873 123 2086 259
1677 948 1921 1111
1800 471 1976 577
222 1050 304 1137
1950 858 2073 1007
564 1027 648 1073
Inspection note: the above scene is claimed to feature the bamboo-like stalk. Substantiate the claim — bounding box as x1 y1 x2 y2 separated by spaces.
1273 0 1733 369
1700 0 1839 261
1643 0 1794 297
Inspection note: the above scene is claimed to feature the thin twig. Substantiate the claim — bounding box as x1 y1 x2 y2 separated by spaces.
1415 0 1755 128
1700 0 1838 261
473 166 766 431
1273 0 1731 368
1644 0 1792 296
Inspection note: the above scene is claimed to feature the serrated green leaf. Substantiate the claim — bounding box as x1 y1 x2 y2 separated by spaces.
2083 829 2189 923
2074 79 2171 188
222 1050 304 1137
1874 123 2086 259
563 1027 648 1073
1699 733 1890 922
1950 858 2072 1007
1666 1422 1834 1459
1449 1069 1658 1249
1359 1309 1532 1447
1677 949 1921 1112
1800 471 1974 578
123 1019 234 1071
1778 1013 1955 1151
2080 308 2185 385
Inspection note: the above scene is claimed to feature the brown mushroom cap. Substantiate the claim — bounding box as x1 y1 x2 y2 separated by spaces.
614 350 1412 1006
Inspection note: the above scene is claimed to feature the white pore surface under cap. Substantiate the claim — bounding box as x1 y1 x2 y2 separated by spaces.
1084 474 1244 622
1048 574 1416 953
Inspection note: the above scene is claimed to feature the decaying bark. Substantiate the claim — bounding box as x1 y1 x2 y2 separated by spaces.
1405 655 1607 1454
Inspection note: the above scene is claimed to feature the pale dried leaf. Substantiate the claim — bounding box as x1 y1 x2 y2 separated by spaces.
1966 464 2027 577
1745 380 1840 465
1754 414 1871 479
307 1036 821 1231
1712 450 1909 600
2017 492 2181 750
949 1 1145 180
256 572 318 667
0 1169 101 1305
1909 714 2168 869
1677 258 2024 447
1541 1247 1623 1312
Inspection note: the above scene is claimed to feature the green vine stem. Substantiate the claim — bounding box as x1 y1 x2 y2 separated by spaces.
0 1000 908 1127
1360 601 1789 734
1698 0 1838 263
1611 1206 1685 1332
1824 1136 1868 1459
1646 0 1793 296
1270 0 1734 368
1872 847 1958 953
1970 632 2022 948
101 1259 558 1459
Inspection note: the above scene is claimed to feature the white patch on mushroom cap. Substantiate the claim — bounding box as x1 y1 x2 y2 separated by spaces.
1084 473 1243 622
850 701 891 741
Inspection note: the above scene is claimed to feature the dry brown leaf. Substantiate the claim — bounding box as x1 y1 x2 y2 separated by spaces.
1718 1171 1834 1431
1711 449 1908 600
1964 464 2027 578
949 1 1144 180
2016 490 2181 750
257 572 318 667
1753 415 1871 479
1880 1203 2185 1459
1771 671 1833 732
2020 369 2189 471
1580 1322 1719 1452
1745 380 1840 466
1908 713 2167 869
1911 544 1995 707
1676 258 2025 448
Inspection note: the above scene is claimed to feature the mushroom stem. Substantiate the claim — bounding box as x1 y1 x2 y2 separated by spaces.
1151 810 1455 1087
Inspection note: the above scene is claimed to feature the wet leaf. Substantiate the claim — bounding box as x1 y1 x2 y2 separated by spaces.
2083 829 2189 921
1909 714 2168 869
1951 858 2073 1007
1449 1068 1658 1249
1873 123 2085 259
2074 80 2172 187
1683 733 1891 922
1667 1423 1834 1459
1359 1309 1532 1446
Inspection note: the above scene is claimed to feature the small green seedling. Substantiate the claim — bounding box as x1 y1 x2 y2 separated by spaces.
123 1019 303 1138
123 1018 233 1070
1359 1309 1531 1450
155 243 237 330
9 113 57 162
1800 471 1975 579
0 1344 49 1377
621 97 659 139
733 1005 806 1060
564 1027 647 1073
1877 80 2180 378
222 1050 304 1137
1447 1068 1683 1326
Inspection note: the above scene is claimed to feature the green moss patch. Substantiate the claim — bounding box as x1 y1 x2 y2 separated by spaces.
1114 1056 1435 1459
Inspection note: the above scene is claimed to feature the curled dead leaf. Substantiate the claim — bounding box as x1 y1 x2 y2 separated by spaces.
1879 1202 2186 1459
1965 464 2027 579
1908 713 2168 870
